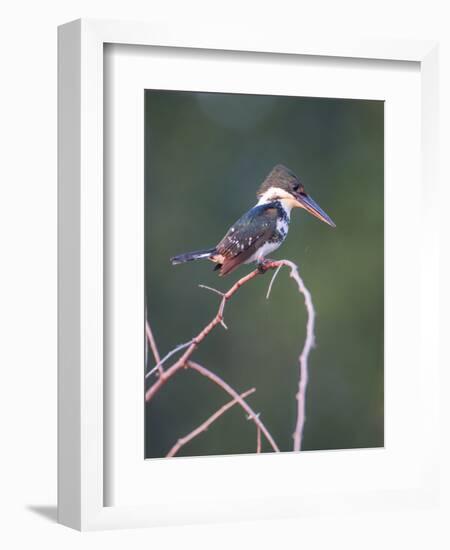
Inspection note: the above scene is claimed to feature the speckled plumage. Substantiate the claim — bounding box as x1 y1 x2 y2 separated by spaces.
211 201 290 275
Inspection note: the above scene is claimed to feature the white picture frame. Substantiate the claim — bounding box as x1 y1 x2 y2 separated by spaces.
58 18 439 531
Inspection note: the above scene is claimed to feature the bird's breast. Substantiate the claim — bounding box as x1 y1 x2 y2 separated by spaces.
275 217 289 240
245 240 283 264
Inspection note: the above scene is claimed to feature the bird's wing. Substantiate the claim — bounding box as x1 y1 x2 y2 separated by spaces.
215 205 278 275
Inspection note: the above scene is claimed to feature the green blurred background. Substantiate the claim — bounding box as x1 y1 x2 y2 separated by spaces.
144 90 384 458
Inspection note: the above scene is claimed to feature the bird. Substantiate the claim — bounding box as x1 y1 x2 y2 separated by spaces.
170 164 336 276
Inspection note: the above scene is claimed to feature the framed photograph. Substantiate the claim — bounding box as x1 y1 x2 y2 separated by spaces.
58 19 439 530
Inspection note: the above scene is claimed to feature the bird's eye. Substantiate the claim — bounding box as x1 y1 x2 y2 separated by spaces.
293 183 306 195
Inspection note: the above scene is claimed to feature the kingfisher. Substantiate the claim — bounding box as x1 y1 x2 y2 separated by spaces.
170 164 336 276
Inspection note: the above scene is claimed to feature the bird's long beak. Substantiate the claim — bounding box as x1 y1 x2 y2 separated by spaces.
294 192 336 228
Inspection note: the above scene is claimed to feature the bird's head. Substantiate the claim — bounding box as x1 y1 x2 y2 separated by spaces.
256 164 336 227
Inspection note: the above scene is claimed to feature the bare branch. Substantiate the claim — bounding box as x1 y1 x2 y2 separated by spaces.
145 268 262 402
187 360 280 452
256 425 262 453
145 258 315 453
166 388 256 457
145 320 162 375
281 260 315 452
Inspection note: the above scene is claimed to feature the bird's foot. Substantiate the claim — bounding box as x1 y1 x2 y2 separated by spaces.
257 258 272 274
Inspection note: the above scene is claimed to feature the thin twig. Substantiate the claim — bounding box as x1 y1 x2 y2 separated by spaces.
187 361 280 452
198 282 229 330
266 264 283 300
145 340 193 379
256 425 262 453
166 388 256 457
146 320 162 375
198 284 225 297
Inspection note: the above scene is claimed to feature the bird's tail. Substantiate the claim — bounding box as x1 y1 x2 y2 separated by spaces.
170 247 216 265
